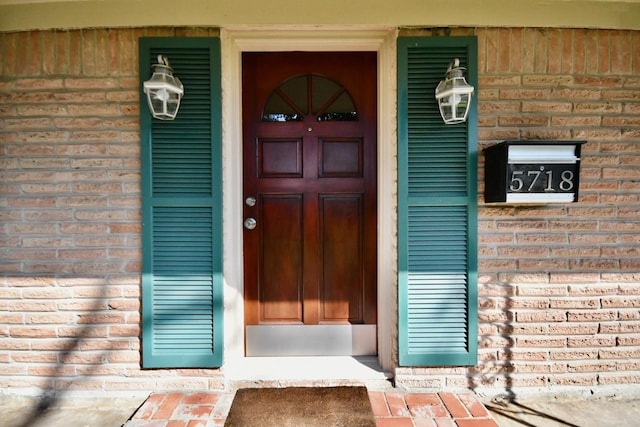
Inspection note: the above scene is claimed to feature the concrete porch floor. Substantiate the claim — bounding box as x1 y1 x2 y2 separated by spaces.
4 388 640 426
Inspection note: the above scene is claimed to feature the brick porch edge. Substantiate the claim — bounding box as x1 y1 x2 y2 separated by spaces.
125 390 499 427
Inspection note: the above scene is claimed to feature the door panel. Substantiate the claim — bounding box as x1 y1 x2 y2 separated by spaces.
258 138 303 178
242 52 377 355
320 194 363 323
319 138 363 177
259 195 303 323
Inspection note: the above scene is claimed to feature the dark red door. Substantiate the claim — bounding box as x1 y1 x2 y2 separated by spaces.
242 52 377 355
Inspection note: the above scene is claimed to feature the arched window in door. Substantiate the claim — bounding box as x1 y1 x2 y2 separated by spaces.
262 74 358 122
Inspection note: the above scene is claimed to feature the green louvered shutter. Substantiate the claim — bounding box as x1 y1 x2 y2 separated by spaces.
139 38 223 368
397 37 478 366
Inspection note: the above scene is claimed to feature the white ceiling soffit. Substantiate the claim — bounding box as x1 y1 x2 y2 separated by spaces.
1 0 640 32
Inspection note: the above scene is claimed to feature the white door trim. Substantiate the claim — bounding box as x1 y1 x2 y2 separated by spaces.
220 26 398 374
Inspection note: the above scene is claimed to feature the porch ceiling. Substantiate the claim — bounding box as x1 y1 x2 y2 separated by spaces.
1 0 639 32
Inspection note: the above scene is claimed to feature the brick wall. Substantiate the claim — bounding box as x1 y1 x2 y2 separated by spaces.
1 27 639 395
396 28 640 393
0 28 225 393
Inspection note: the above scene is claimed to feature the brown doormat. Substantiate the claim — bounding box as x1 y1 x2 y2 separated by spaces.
224 386 376 427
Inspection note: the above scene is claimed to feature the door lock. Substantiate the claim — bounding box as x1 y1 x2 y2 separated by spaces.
244 217 257 230
245 196 256 207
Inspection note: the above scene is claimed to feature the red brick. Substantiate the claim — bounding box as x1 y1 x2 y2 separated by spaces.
376 418 413 427
67 103 120 116
549 323 598 335
549 349 598 360
17 104 67 116
571 29 586 73
151 393 185 420
438 392 469 418
2 32 17 75
602 297 640 308
54 31 68 75
550 298 599 309
413 418 438 427
516 337 566 347
496 28 511 73
550 247 600 258
478 310 514 323
551 374 598 386
456 420 499 427
618 336 640 346
118 29 135 75
110 223 142 233
29 365 76 377
522 100 573 114
567 310 618 322
575 102 623 114
568 361 616 373
15 78 64 90
25 313 75 325
516 310 566 322
27 31 42 75
599 373 640 385
457 393 491 418
369 391 391 417
548 29 562 74
182 393 219 406
64 77 118 90
535 29 549 72
619 310 640 320
599 348 640 359
551 115 602 127
617 360 640 371
561 29 574 73
77 312 126 324
520 28 536 73
57 144 107 156
516 285 565 296
6 117 54 129
385 393 410 417
0 339 31 351
522 128 574 139
610 30 633 74
499 88 550 99
133 393 165 419
405 393 449 418
174 403 214 419
95 29 110 75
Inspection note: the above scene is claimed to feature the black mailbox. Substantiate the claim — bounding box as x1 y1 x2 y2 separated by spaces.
484 140 586 204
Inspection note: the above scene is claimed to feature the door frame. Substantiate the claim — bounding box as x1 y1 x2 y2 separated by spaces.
221 27 398 372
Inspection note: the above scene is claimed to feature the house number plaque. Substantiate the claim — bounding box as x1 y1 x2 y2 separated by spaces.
484 140 586 204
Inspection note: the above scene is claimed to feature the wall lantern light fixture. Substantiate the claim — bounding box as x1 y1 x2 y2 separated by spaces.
143 55 184 120
435 58 474 125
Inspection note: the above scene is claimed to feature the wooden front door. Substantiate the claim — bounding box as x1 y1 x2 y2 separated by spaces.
242 52 377 356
